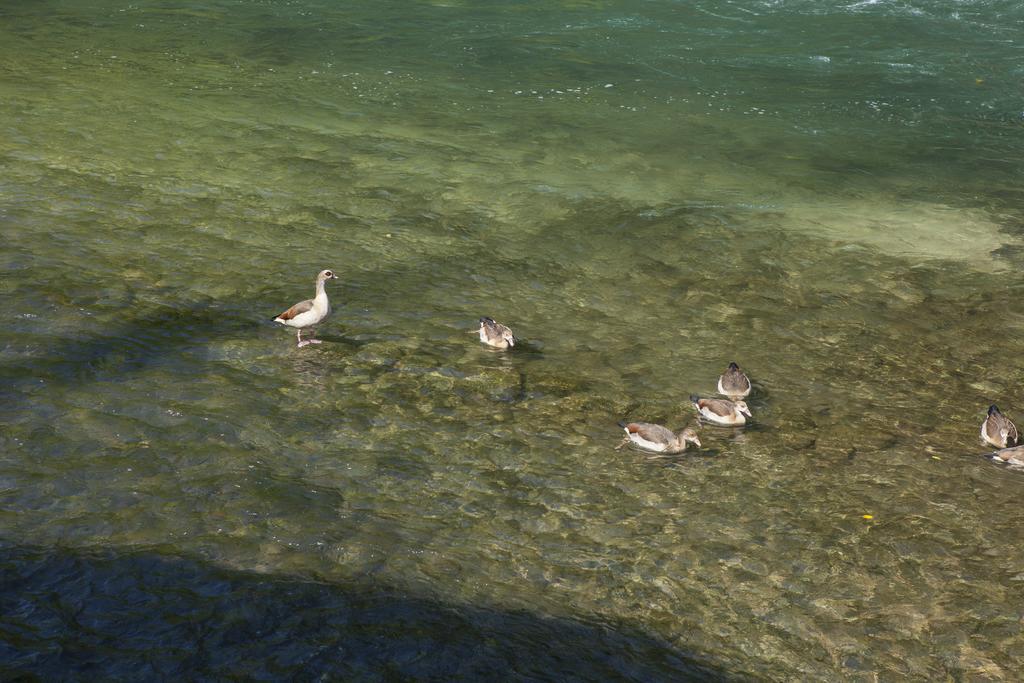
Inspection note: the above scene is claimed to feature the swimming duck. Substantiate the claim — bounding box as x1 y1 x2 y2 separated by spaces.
478 317 516 350
616 422 701 454
691 394 752 426
717 361 751 399
991 445 1024 466
981 404 1019 449
273 269 338 347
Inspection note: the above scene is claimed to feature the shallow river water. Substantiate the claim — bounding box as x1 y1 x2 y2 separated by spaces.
2 0 1024 679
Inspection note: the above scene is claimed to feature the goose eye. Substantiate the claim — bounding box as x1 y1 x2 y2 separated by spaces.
325 271 333 277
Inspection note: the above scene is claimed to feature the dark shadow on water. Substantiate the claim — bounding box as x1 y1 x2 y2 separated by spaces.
507 339 544 357
314 333 371 349
1 299 370 398
636 455 721 472
0 542 741 681
2 302 255 387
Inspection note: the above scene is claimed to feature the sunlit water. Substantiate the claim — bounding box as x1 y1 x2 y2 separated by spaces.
3 0 1024 679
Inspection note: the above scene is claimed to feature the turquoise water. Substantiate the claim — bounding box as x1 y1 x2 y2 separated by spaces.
3 0 1024 679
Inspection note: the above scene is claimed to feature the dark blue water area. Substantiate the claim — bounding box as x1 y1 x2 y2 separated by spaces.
0 542 737 681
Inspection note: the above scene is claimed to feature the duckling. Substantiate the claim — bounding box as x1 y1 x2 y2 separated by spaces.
616 422 701 454
717 361 751 399
478 317 516 350
273 269 338 347
691 394 752 426
981 404 1019 449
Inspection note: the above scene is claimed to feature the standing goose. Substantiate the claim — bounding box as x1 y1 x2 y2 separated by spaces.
717 362 751 399
273 269 338 347
691 394 752 426
478 317 516 350
981 404 1019 449
616 422 701 454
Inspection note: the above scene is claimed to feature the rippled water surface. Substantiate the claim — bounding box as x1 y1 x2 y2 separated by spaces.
3 0 1024 679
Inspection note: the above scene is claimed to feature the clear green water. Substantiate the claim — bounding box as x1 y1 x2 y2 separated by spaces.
3 0 1024 679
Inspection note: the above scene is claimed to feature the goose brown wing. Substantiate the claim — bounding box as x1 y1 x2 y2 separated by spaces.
1001 415 1019 445
721 369 751 394
699 398 736 417
626 422 674 443
984 415 1002 445
484 319 508 336
275 299 314 321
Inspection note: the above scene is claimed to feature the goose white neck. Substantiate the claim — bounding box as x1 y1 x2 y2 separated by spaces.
314 278 329 303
